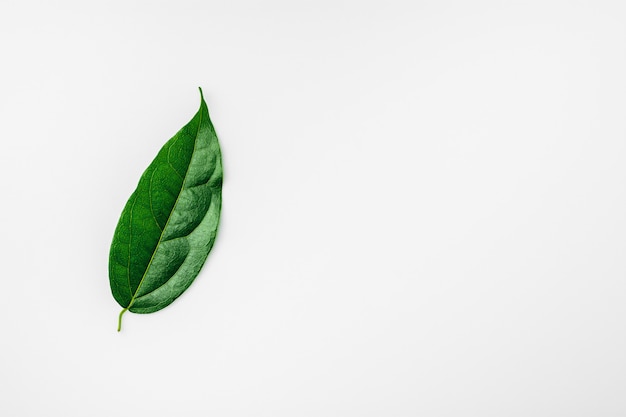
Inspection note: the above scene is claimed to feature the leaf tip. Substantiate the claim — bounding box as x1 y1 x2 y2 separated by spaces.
198 86 204 101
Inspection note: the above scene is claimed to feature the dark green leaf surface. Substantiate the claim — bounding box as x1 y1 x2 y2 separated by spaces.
109 89 222 331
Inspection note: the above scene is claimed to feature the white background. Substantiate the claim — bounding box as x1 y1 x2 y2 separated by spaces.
1 0 625 415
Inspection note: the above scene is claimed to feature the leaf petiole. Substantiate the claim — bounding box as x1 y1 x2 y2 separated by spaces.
117 307 129 332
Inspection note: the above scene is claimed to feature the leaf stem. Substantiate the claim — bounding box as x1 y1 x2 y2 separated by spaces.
118 307 128 332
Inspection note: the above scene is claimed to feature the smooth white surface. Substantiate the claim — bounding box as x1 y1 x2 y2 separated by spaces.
1 0 625 415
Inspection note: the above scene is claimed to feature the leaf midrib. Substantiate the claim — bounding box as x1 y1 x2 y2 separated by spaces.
127 108 203 309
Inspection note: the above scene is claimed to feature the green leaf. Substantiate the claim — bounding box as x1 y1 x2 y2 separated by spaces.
108 88 223 331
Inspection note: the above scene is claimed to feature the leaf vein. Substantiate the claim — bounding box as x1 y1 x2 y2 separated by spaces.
127 193 137 298
148 169 164 232
128 109 204 307
132 245 191 300
167 136 185 179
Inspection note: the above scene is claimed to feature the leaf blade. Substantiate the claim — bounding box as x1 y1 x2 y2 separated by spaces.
108 89 223 327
